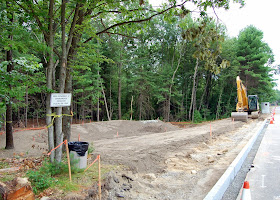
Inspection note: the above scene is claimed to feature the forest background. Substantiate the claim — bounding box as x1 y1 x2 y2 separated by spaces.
0 0 279 162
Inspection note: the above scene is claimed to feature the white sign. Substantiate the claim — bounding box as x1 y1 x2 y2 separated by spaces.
50 93 72 107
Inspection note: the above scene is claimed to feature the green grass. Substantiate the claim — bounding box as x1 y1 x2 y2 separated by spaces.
25 155 116 197
0 173 15 182
0 160 17 182
0 161 10 169
50 162 115 192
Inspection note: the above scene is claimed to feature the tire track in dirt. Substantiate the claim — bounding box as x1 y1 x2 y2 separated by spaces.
93 119 244 173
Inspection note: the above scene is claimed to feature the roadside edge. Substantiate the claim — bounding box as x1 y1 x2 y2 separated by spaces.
203 119 268 200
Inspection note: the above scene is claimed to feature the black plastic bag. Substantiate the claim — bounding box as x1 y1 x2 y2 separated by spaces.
68 141 89 156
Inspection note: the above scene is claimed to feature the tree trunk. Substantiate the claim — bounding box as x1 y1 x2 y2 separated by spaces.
180 90 184 120
164 95 168 121
52 60 59 89
139 94 143 120
62 66 72 145
55 0 67 163
62 3 83 142
75 100 78 123
5 103 13 149
192 72 199 121
130 96 133 121
101 85 111 120
118 63 122 119
167 42 185 122
97 70 100 122
36 110 39 127
185 83 190 120
198 73 210 111
46 0 55 162
97 98 100 122
216 85 224 119
118 45 122 119
109 78 112 119
5 2 14 149
82 92 85 121
90 102 93 121
17 105 20 128
25 87 28 128
189 58 199 121
205 72 213 110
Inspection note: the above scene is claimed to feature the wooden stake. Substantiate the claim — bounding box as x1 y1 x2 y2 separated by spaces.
98 155 101 200
65 140 72 182
78 134 80 141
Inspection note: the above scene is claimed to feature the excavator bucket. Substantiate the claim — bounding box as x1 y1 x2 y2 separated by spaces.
231 112 248 122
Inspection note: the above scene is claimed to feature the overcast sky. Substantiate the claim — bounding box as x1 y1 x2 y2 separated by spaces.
213 0 280 64
149 0 280 88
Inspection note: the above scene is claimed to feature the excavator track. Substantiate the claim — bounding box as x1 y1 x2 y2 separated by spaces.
250 111 259 119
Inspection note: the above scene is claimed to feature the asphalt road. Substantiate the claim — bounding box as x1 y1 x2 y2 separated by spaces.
221 117 269 200
243 108 280 199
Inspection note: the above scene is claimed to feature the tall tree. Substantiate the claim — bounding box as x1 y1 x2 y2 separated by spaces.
236 25 275 100
5 1 14 149
183 18 229 121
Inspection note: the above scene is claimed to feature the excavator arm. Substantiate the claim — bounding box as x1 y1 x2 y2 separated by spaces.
236 76 249 112
231 76 251 122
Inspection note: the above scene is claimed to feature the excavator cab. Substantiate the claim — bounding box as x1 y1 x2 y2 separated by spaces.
248 95 259 112
248 95 259 119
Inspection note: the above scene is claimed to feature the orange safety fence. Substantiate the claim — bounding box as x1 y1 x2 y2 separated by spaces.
47 140 67 156
0 111 74 135
84 155 100 172
0 126 47 135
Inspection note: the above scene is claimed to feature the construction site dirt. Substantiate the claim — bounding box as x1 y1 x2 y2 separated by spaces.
0 115 269 199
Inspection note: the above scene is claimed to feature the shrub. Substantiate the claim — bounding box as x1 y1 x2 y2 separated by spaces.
26 170 54 194
193 110 203 123
43 161 69 176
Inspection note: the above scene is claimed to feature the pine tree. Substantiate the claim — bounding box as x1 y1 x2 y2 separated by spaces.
236 25 275 100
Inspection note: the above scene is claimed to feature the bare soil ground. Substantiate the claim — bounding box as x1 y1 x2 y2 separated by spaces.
0 116 269 199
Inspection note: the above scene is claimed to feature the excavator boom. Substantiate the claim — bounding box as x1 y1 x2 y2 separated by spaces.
236 76 249 112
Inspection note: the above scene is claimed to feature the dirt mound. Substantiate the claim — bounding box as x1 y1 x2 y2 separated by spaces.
0 117 268 199
0 120 180 159
92 119 246 173
70 120 180 141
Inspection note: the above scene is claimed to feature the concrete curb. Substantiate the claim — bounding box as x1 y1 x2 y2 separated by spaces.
203 119 268 200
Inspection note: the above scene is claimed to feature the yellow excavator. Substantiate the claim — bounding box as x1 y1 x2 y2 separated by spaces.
231 76 259 122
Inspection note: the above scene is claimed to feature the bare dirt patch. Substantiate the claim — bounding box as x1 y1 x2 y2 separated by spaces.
0 116 269 199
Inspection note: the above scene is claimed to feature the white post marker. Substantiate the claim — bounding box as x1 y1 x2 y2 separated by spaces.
261 175 266 188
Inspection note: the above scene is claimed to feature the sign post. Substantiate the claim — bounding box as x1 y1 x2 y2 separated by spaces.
50 93 72 107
